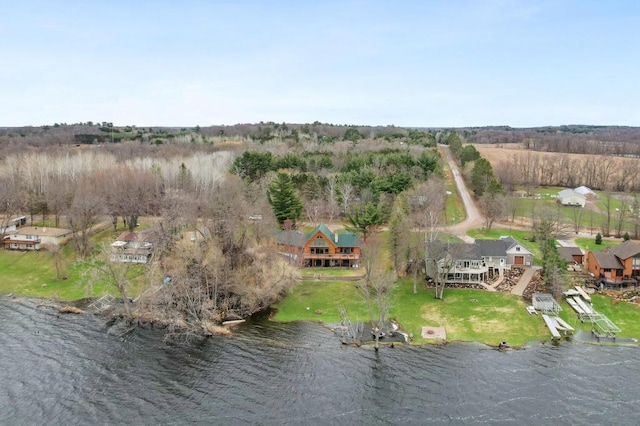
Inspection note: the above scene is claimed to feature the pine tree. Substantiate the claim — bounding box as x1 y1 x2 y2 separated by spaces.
267 173 303 228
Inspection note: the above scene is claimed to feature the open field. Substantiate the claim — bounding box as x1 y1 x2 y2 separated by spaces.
473 143 613 166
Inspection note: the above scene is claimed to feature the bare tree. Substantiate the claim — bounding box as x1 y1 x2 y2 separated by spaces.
326 176 339 222
66 178 104 258
478 193 507 230
570 205 584 235
86 244 140 316
359 236 396 351
615 197 628 238
601 189 613 237
340 181 355 215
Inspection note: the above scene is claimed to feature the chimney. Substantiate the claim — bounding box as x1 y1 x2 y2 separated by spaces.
334 233 338 243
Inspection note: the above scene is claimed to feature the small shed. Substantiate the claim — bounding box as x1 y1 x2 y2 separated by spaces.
532 293 562 314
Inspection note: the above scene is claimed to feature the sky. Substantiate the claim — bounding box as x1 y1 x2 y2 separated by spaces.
1 0 639 127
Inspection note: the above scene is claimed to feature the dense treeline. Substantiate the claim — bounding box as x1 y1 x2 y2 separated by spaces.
493 152 640 192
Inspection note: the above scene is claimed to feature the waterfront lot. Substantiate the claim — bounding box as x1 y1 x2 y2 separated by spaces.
273 278 550 346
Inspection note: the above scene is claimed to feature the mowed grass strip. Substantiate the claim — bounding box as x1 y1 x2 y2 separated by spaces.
273 278 550 346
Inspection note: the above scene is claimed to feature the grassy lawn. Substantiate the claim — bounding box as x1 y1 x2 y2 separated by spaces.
0 218 151 301
273 278 550 346
272 280 369 323
591 295 640 340
574 237 620 252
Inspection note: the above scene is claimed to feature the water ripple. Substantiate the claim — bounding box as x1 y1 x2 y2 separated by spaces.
2 299 640 424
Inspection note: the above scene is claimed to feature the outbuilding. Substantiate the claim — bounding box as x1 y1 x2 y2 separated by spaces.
557 189 586 208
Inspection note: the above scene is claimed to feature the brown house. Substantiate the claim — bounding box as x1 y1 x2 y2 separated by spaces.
587 241 640 288
275 223 361 267
610 241 640 277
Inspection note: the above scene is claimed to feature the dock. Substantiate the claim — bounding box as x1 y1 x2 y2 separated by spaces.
574 286 591 302
564 286 621 340
542 314 562 339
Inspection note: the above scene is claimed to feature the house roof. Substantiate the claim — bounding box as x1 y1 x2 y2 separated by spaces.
558 189 585 200
475 239 510 256
274 230 306 247
574 186 598 198
450 242 482 260
474 236 530 257
591 251 624 269
274 223 360 248
610 240 640 260
14 226 71 237
307 223 360 248
558 246 583 263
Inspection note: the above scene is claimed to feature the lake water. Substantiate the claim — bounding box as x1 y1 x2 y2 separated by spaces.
1 297 640 425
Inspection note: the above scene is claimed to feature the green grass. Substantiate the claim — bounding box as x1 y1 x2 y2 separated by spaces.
0 249 148 300
273 278 550 346
574 237 620 252
445 183 466 226
0 218 152 300
507 188 636 236
272 280 369 323
591 295 640 340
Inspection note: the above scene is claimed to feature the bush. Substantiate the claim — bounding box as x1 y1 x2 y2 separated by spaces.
595 233 603 245
624 232 631 241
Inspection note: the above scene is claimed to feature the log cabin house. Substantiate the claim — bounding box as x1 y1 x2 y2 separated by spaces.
275 223 361 267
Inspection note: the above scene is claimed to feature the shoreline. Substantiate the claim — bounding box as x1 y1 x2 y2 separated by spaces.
4 292 639 348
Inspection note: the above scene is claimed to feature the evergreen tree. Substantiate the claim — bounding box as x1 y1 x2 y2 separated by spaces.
459 145 480 166
540 239 565 299
346 202 384 241
267 173 303 228
470 158 495 196
446 131 463 157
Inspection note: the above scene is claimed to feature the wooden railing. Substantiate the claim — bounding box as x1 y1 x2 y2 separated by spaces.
304 253 359 260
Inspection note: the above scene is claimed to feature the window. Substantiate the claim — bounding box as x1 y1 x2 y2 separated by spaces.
516 247 520 252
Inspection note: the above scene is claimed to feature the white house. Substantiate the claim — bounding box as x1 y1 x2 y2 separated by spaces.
2 226 72 251
110 230 155 263
427 237 533 284
557 189 586 207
